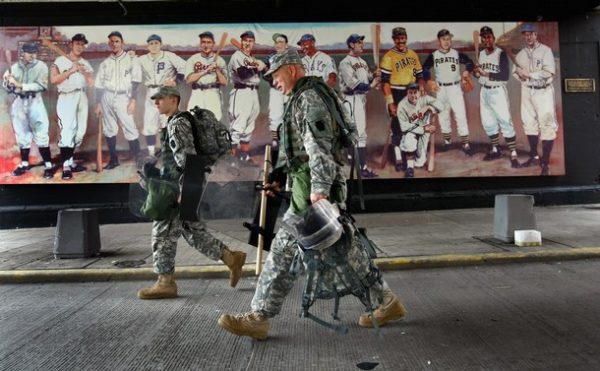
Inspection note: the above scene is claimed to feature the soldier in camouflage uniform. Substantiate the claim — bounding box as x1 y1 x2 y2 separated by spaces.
218 49 407 340
137 86 247 300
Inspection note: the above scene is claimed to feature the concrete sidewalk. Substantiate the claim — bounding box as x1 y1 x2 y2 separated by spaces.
1 204 600 283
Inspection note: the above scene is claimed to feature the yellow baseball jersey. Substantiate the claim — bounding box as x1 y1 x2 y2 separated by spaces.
380 48 423 87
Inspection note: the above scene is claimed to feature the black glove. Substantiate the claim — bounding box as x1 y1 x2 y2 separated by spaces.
355 83 370 93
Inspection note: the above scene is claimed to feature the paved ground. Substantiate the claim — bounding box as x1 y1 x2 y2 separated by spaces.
2 260 600 370
1 204 600 282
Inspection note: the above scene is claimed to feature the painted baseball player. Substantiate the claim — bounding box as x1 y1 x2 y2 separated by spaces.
297 34 337 88
422 29 475 156
50 33 94 180
474 26 520 168
264 33 289 150
139 34 186 157
380 27 424 172
338 33 380 178
398 84 443 178
94 31 142 169
513 23 558 176
3 42 53 179
185 31 228 121
227 30 266 163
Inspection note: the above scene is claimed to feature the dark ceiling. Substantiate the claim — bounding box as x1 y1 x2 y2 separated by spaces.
0 0 599 25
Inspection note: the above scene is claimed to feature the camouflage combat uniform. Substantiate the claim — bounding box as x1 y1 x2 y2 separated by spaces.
151 113 226 275
250 76 386 317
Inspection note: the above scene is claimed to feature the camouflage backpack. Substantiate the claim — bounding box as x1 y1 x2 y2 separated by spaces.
175 106 232 166
291 211 383 334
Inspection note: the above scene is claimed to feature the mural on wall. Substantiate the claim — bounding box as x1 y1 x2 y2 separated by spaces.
0 22 564 184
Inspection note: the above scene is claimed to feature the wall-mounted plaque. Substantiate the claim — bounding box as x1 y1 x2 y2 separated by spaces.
564 78 596 93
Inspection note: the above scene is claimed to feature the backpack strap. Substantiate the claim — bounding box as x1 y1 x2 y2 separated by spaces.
174 111 202 155
306 81 365 210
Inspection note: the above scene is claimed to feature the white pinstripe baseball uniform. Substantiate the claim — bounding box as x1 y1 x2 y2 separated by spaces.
185 52 227 120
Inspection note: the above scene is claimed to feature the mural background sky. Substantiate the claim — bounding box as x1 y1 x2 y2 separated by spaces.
56 22 519 47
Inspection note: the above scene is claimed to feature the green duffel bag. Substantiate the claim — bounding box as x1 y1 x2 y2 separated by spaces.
140 177 179 220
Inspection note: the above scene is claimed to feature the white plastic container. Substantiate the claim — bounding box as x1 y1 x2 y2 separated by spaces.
514 229 542 247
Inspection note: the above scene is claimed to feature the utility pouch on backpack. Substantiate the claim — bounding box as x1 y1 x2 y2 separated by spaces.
296 209 383 334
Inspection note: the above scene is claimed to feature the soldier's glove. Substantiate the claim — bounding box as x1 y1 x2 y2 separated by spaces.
461 74 474 93
142 159 160 179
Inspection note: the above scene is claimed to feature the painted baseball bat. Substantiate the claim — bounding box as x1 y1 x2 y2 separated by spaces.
472 30 480 64
40 39 70 60
4 49 12 74
214 32 228 58
230 37 242 50
427 130 435 172
256 144 271 275
371 23 381 68
379 124 391 169
96 116 103 173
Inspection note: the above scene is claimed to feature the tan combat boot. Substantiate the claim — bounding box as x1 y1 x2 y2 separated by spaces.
221 249 247 287
218 312 270 340
137 274 178 299
358 290 407 328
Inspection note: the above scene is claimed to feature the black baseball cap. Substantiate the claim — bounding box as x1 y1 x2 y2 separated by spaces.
480 26 494 36
240 30 255 39
21 42 38 54
407 82 419 90
71 33 88 44
346 34 365 47
199 31 214 40
147 34 162 43
437 29 453 39
392 27 407 37
108 31 123 40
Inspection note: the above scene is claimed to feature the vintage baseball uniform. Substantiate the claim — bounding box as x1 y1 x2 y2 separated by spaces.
227 49 261 145
380 48 423 146
95 51 142 140
54 55 93 148
513 42 558 141
398 94 443 167
5 60 50 149
477 47 515 139
338 54 371 148
301 51 337 82
139 51 186 135
422 49 474 138
184 52 227 120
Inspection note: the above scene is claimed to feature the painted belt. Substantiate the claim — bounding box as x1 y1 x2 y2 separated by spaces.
59 88 85 94
234 83 258 90
438 80 460 86
16 92 36 98
192 83 221 90
526 85 549 90
483 85 502 89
